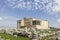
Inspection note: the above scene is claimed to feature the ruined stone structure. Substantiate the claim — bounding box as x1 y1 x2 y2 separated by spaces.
17 17 50 30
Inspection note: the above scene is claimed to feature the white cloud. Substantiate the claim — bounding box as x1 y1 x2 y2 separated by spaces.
35 0 40 2
6 0 46 9
0 17 9 21
57 19 60 23
0 16 18 28
0 17 13 21
6 0 60 13
51 0 60 12
0 17 3 20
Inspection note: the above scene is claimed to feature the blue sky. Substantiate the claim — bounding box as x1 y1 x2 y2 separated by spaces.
0 0 60 28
